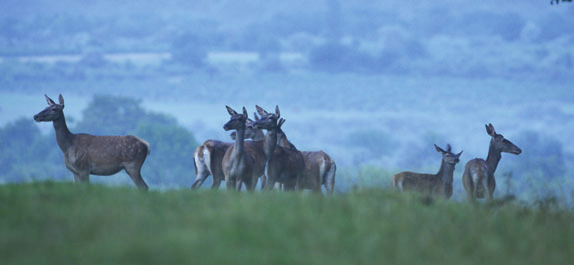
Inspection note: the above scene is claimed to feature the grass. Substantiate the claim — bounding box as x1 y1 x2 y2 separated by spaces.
0 181 573 265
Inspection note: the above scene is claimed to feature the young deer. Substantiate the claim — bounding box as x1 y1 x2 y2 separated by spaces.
253 105 305 191
33 94 150 190
221 106 266 191
393 144 462 199
462 123 522 201
192 117 264 189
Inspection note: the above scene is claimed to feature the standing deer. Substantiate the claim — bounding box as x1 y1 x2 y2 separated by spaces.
221 106 266 191
462 123 522 201
253 105 305 191
33 94 150 190
260 114 336 194
393 144 462 199
192 117 264 189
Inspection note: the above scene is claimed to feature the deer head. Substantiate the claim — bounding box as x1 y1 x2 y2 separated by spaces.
434 144 463 165
223 106 248 131
34 94 65 122
253 105 280 130
230 117 260 140
485 123 522 155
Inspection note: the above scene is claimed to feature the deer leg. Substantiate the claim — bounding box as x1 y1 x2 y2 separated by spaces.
243 177 256 192
284 182 296 191
226 177 237 191
73 169 90 184
485 184 494 202
259 174 267 190
462 172 475 202
125 163 149 191
191 170 210 189
316 172 324 194
480 181 492 201
325 166 336 195
236 180 244 191
264 177 276 191
73 173 81 183
211 178 222 189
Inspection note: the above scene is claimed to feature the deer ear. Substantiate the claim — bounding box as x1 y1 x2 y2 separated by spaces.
256 105 268 116
278 118 286 128
435 144 446 154
253 112 260 121
446 144 452 152
275 105 280 119
226 105 237 116
456 150 463 158
45 94 56 106
485 123 496 137
58 94 65 108
242 107 248 118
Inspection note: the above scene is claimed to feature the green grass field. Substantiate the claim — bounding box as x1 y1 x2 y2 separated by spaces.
1 181 573 265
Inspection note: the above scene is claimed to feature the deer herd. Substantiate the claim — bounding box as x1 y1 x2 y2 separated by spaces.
34 94 521 202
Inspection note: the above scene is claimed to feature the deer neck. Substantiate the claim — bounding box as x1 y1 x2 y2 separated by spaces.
52 113 74 152
486 145 502 176
277 128 293 149
232 126 246 163
436 160 455 185
263 127 278 161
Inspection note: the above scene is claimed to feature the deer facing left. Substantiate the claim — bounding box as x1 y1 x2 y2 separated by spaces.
33 94 151 190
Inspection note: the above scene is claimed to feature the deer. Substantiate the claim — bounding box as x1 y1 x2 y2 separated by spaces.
462 123 522 201
221 106 266 191
191 117 264 189
393 144 463 199
253 105 305 191
33 94 150 190
257 114 336 194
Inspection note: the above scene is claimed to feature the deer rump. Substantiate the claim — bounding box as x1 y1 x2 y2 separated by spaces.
300 151 333 189
465 158 490 199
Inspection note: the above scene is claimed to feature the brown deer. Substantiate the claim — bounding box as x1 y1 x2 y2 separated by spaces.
262 115 336 194
191 117 264 189
221 106 266 191
33 94 150 190
462 123 522 201
393 144 462 199
253 105 305 191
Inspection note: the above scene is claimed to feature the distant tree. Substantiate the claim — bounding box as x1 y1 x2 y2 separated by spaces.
0 118 63 182
74 94 175 135
134 122 198 187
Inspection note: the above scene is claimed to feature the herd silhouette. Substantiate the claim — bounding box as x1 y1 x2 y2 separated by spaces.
34 94 521 200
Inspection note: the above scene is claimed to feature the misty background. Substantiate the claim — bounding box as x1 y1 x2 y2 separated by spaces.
1 0 573 202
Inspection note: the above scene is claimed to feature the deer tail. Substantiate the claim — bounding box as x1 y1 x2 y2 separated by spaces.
133 135 151 155
193 145 204 176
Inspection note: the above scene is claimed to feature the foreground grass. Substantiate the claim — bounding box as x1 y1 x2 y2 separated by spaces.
0 182 573 265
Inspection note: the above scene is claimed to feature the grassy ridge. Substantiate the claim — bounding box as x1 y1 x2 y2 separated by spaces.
0 182 573 265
